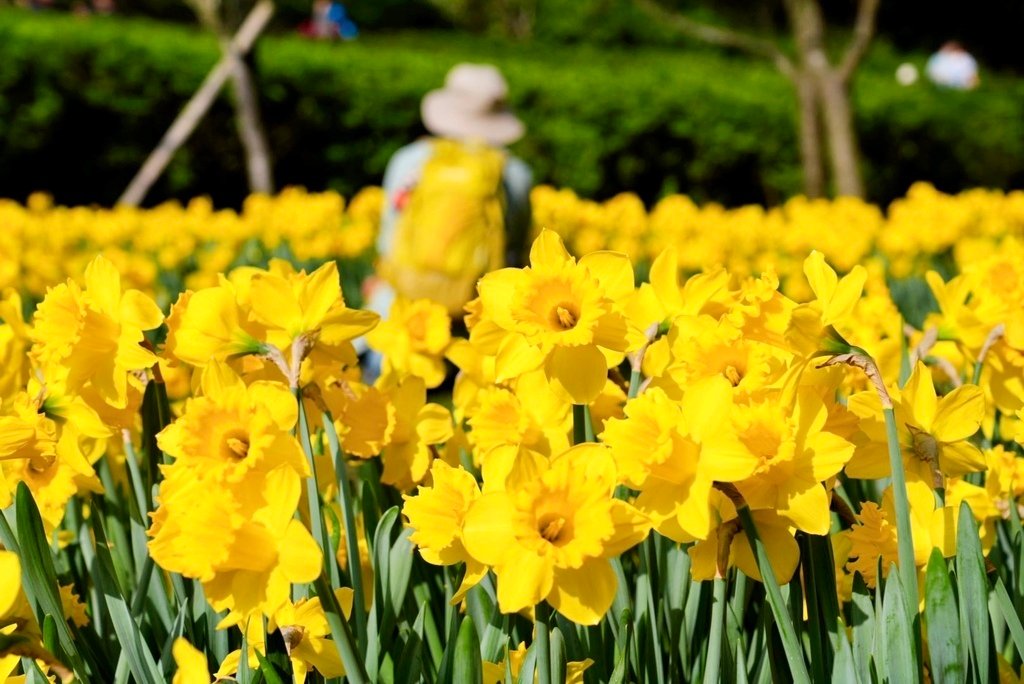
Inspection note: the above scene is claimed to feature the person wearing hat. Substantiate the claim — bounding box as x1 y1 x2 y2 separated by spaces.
356 63 532 379
377 63 531 271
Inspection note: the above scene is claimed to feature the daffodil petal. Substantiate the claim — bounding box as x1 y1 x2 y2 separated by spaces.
902 361 938 430
547 559 616 626
545 344 607 405
802 251 838 304
529 230 572 274
495 552 554 615
938 440 987 478
732 513 800 584
932 384 985 443
462 492 518 566
823 264 866 324
416 403 454 444
579 251 635 301
601 500 650 557
495 334 545 383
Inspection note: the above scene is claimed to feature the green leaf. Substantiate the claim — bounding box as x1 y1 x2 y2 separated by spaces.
849 573 876 684
395 601 427 684
367 506 399 677
955 502 990 684
516 645 538 684
736 506 811 684
0 508 19 554
41 614 57 655
323 411 368 649
924 548 965 684
255 649 289 684
798 533 835 681
473 580 506 663
453 615 483 684
88 502 162 684
702 577 727 684
992 577 1024 664
436 607 461 683
880 565 916 684
549 627 567 684
315 572 370 684
831 627 860 684
608 608 633 684
14 482 87 679
387 527 415 625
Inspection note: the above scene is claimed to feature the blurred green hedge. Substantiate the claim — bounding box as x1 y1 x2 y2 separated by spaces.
1 9 1023 208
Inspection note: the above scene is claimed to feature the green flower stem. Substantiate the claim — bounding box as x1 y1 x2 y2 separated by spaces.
883 406 924 677
572 404 588 445
316 572 370 684
322 410 368 650
736 505 811 684
534 602 552 684
702 576 728 684
294 388 337 588
0 508 20 554
628 369 643 399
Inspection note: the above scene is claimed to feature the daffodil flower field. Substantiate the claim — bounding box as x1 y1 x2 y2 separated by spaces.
2 182 1024 683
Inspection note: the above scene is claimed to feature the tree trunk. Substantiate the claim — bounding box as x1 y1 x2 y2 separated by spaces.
817 71 863 197
784 0 864 198
225 42 274 194
795 71 825 198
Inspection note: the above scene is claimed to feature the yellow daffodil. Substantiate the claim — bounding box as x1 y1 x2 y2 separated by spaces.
214 619 265 681
156 362 308 483
847 361 986 485
149 463 322 625
403 459 487 601
483 641 592 684
0 290 30 404
652 315 788 401
462 444 649 624
622 248 728 331
366 297 452 389
163 284 266 368
317 378 396 458
31 255 163 409
172 638 211 684
379 376 453 491
246 260 379 371
57 585 88 628
0 386 105 530
149 364 320 624
269 589 354 683
445 338 497 424
474 230 642 404
688 490 800 583
0 550 56 678
786 251 866 356
600 383 753 542
726 390 854 535
985 445 1024 517
465 371 571 459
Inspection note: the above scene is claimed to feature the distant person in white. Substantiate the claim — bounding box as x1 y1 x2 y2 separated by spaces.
926 41 979 90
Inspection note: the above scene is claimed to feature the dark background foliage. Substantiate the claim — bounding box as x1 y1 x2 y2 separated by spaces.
1 6 1022 208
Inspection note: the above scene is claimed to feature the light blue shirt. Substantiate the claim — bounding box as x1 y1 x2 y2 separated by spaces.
926 51 979 90
379 138 533 267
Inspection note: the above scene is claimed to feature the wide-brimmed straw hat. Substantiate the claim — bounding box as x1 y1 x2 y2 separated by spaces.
421 63 525 147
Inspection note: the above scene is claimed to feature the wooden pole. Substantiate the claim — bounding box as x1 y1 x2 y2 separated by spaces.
118 0 274 207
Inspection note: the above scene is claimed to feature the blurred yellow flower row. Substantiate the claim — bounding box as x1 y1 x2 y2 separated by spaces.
5 182 1024 310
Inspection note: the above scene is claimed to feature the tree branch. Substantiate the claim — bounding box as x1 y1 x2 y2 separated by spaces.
838 0 880 82
634 0 796 79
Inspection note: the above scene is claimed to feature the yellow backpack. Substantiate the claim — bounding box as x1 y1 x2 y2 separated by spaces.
383 139 506 316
